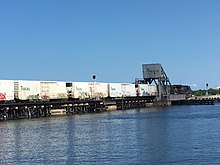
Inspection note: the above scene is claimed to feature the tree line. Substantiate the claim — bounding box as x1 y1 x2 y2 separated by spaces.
192 88 220 96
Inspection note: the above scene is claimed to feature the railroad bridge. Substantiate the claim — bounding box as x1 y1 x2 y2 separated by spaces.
0 63 215 121
0 96 156 121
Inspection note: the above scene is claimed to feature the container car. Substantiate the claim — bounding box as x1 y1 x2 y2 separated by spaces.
14 80 41 100
108 83 136 97
121 83 136 97
0 80 14 101
66 82 91 99
88 82 108 99
148 84 158 96
137 84 158 96
40 81 67 100
108 83 122 98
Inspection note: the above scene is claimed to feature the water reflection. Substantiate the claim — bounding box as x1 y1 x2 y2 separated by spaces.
0 105 220 164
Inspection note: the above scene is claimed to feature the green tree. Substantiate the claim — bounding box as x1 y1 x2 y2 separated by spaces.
192 88 219 96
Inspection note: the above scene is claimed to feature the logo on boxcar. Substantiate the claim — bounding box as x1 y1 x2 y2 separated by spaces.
0 93 6 100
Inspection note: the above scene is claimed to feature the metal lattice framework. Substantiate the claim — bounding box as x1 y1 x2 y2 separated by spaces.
142 64 172 101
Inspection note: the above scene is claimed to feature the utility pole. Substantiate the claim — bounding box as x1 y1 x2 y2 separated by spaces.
206 83 208 96
92 75 96 99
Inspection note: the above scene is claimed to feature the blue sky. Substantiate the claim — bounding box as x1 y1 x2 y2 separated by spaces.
0 0 220 90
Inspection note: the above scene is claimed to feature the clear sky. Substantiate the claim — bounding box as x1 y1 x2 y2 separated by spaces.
1 0 220 90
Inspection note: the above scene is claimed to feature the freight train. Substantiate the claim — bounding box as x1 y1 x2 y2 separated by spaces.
0 80 158 102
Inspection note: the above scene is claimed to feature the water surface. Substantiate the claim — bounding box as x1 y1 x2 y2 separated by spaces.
0 104 220 164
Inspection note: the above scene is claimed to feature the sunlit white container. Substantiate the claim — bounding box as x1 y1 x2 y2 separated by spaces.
40 81 67 99
148 84 157 96
88 82 108 98
108 83 122 97
121 83 136 97
0 80 14 101
14 80 41 100
67 82 90 99
108 83 136 97
137 84 158 96
137 84 149 96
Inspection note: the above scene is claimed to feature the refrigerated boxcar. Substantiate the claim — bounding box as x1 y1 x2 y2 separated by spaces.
108 83 136 97
137 84 158 96
40 81 67 100
14 80 41 100
0 80 14 101
66 82 91 99
88 82 108 98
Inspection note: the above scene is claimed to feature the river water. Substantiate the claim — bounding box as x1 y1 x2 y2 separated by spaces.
0 104 220 165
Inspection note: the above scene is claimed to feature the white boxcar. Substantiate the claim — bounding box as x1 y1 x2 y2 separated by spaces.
14 80 41 100
40 81 67 99
0 80 14 101
137 84 158 96
121 83 136 97
137 84 150 96
148 84 157 96
69 82 90 99
108 83 136 97
88 82 108 98
108 83 122 97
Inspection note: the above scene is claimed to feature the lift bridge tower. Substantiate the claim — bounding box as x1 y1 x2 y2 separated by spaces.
142 64 172 105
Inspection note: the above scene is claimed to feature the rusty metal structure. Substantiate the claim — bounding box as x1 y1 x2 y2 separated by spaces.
142 64 172 105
